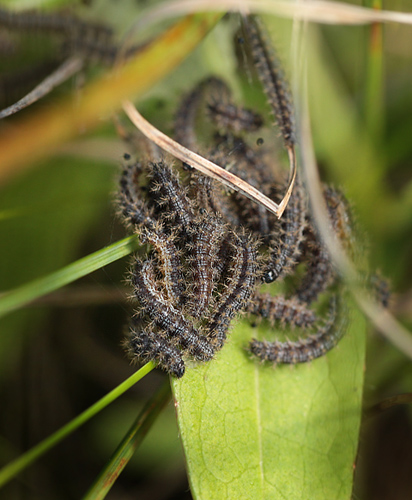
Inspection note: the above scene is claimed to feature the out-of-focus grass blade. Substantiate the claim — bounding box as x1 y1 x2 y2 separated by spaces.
172 297 365 500
363 0 384 141
83 380 171 500
0 12 223 185
0 362 155 488
0 0 72 9
0 235 139 319
301 22 388 231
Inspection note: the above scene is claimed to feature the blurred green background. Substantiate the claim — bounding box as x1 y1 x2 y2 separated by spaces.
0 0 411 498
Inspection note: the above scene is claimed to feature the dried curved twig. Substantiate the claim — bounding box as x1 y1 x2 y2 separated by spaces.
122 100 295 219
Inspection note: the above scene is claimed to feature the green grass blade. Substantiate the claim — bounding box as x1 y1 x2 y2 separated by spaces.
0 362 155 488
83 380 171 500
0 235 139 319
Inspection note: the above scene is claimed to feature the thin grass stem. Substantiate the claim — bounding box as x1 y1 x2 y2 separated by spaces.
0 235 139 319
0 57 84 119
82 380 171 500
0 362 155 488
298 50 412 361
130 0 412 28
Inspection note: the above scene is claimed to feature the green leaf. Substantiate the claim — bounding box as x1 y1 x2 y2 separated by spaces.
172 299 365 500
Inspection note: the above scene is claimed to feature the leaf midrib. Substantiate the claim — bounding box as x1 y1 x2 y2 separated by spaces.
254 359 264 497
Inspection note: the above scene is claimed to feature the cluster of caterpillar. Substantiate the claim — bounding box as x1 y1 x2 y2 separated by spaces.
0 6 119 63
119 158 260 377
117 15 388 377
